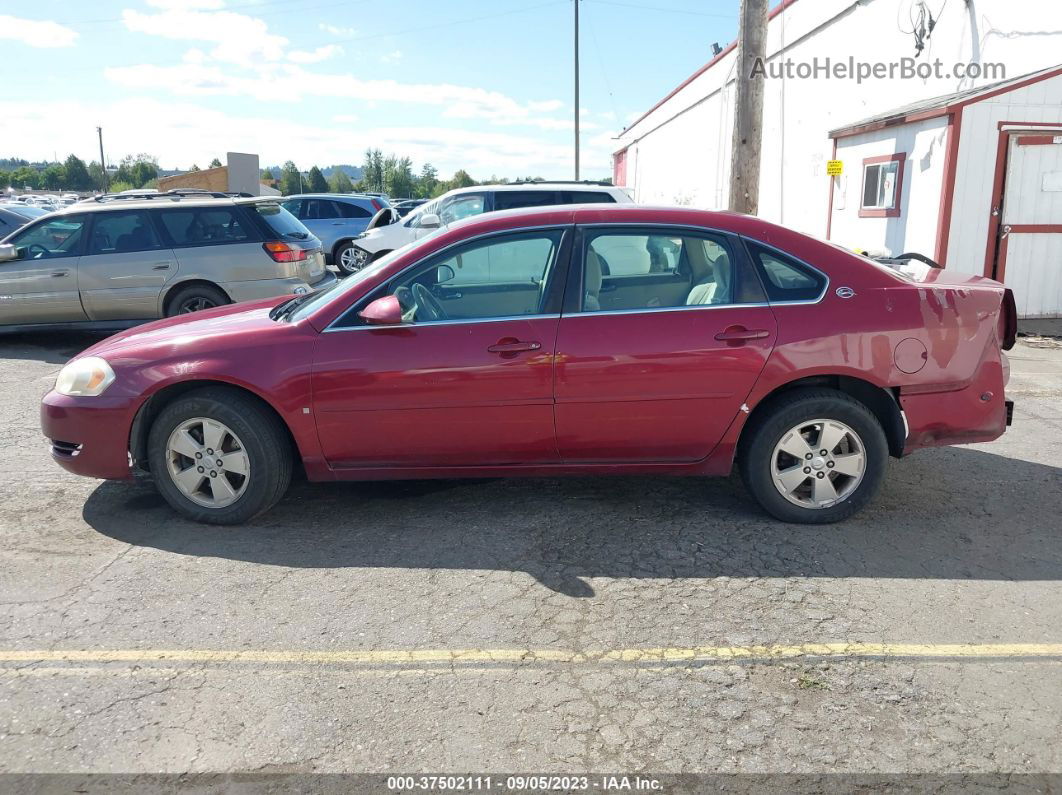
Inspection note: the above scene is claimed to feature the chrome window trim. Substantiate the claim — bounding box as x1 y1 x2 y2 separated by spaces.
323 313 561 333
567 303 772 319
324 223 570 333
574 222 830 307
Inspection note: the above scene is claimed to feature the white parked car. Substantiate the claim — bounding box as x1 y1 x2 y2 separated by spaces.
338 182 633 275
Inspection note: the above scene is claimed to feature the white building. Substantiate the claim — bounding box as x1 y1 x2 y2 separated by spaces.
612 0 1062 318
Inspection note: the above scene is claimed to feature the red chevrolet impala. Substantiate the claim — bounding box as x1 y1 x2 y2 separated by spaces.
41 205 1016 525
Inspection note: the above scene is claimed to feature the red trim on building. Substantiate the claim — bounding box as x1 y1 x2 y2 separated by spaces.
983 122 1062 278
831 65 1062 140
933 111 961 265
858 153 906 218
621 0 801 137
1009 224 1062 233
1015 135 1062 146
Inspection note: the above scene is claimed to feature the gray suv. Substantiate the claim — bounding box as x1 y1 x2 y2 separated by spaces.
280 193 390 273
0 190 335 332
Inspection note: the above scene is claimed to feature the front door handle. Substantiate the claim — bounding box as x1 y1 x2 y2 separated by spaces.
487 339 542 354
51 270 69 278
715 326 770 342
152 261 172 270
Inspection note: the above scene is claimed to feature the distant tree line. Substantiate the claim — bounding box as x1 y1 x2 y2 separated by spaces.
0 153 159 193
271 149 560 199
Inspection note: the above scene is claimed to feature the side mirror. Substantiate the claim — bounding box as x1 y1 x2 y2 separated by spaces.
436 264 455 284
0 244 18 263
358 294 404 325
418 213 441 229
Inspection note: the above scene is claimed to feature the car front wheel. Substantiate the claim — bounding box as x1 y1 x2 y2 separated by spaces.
738 388 888 523
147 387 293 525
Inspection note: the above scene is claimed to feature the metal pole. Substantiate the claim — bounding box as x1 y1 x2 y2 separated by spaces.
97 126 109 192
574 0 580 181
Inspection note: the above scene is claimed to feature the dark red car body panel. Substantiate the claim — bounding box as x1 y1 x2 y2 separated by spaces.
40 205 1010 485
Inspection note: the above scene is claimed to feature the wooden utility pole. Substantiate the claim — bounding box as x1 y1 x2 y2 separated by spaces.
728 0 768 214
96 126 109 192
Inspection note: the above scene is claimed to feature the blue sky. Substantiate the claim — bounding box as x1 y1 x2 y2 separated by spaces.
0 0 739 179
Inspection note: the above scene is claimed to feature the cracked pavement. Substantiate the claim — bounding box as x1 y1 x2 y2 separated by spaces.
0 331 1060 774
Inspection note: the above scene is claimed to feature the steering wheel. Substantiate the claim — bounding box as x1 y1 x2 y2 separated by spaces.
412 283 447 321
26 244 49 259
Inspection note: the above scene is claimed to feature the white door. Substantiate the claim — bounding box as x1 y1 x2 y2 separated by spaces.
999 134 1062 318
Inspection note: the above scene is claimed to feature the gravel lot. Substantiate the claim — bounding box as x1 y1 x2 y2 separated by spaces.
0 330 1060 777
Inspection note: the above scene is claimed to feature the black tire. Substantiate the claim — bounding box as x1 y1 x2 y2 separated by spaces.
333 241 361 276
738 388 888 524
165 284 230 317
147 387 293 525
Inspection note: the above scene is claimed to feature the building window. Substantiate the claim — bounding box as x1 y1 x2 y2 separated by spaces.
859 153 905 218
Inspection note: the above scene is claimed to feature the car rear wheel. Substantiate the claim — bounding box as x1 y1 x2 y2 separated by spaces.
147 387 293 525
738 388 888 524
165 284 229 317
335 242 369 276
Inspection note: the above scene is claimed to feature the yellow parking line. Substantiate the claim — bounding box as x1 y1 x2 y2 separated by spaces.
0 643 1060 668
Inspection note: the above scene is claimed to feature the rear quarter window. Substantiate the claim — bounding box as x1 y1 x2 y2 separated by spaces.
563 190 615 204
248 202 312 241
158 207 253 246
745 242 826 302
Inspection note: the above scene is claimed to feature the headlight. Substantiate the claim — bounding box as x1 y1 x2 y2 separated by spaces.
55 356 116 397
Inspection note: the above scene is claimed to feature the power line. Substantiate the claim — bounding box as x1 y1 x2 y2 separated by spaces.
584 0 737 19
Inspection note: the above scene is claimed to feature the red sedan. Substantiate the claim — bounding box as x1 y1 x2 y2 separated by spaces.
41 205 1016 525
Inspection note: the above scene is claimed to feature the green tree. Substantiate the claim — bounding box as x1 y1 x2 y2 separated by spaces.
42 164 65 190
279 161 302 195
63 155 93 191
189 164 201 172
307 165 329 193
260 168 274 181
361 148 385 193
328 168 353 193
417 163 438 198
209 157 223 169
11 166 39 190
0 170 10 189
450 169 476 189
383 156 415 199
108 180 136 193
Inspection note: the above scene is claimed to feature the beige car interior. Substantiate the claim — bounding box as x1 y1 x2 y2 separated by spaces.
583 234 734 312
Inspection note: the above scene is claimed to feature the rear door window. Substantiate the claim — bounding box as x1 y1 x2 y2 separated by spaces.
248 202 311 241
563 191 615 204
335 201 372 219
158 207 252 247
493 191 560 211
88 210 161 254
305 199 341 220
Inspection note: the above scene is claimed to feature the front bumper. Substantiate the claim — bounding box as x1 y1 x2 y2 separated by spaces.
41 391 142 480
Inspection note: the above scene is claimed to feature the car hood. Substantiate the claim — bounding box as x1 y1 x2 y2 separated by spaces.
79 296 292 360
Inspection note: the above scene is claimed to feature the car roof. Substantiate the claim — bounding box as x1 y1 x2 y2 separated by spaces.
284 193 379 201
442 182 621 197
52 194 287 215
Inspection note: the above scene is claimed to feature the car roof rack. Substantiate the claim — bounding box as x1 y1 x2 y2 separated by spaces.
89 189 234 203
510 179 614 186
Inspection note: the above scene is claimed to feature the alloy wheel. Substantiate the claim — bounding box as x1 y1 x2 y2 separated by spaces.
165 417 250 509
338 247 367 274
178 297 217 314
770 418 866 509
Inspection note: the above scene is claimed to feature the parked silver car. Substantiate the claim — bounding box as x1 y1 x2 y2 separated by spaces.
0 190 335 332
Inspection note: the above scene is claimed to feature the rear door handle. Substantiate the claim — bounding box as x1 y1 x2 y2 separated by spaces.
51 270 69 278
715 326 770 342
152 261 172 270
487 340 542 353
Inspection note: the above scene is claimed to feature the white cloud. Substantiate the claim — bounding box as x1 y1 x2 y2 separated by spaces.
319 23 356 37
288 44 343 64
0 15 78 48
147 0 226 8
121 6 288 65
380 49 403 64
333 114 359 124
0 98 613 179
105 61 575 130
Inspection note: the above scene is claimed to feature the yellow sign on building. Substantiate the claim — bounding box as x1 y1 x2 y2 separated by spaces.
826 160 844 176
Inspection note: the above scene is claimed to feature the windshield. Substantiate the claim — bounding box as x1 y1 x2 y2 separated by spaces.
250 201 311 240
288 234 435 323
8 205 48 220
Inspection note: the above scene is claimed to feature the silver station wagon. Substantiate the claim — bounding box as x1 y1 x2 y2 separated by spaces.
0 190 335 332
